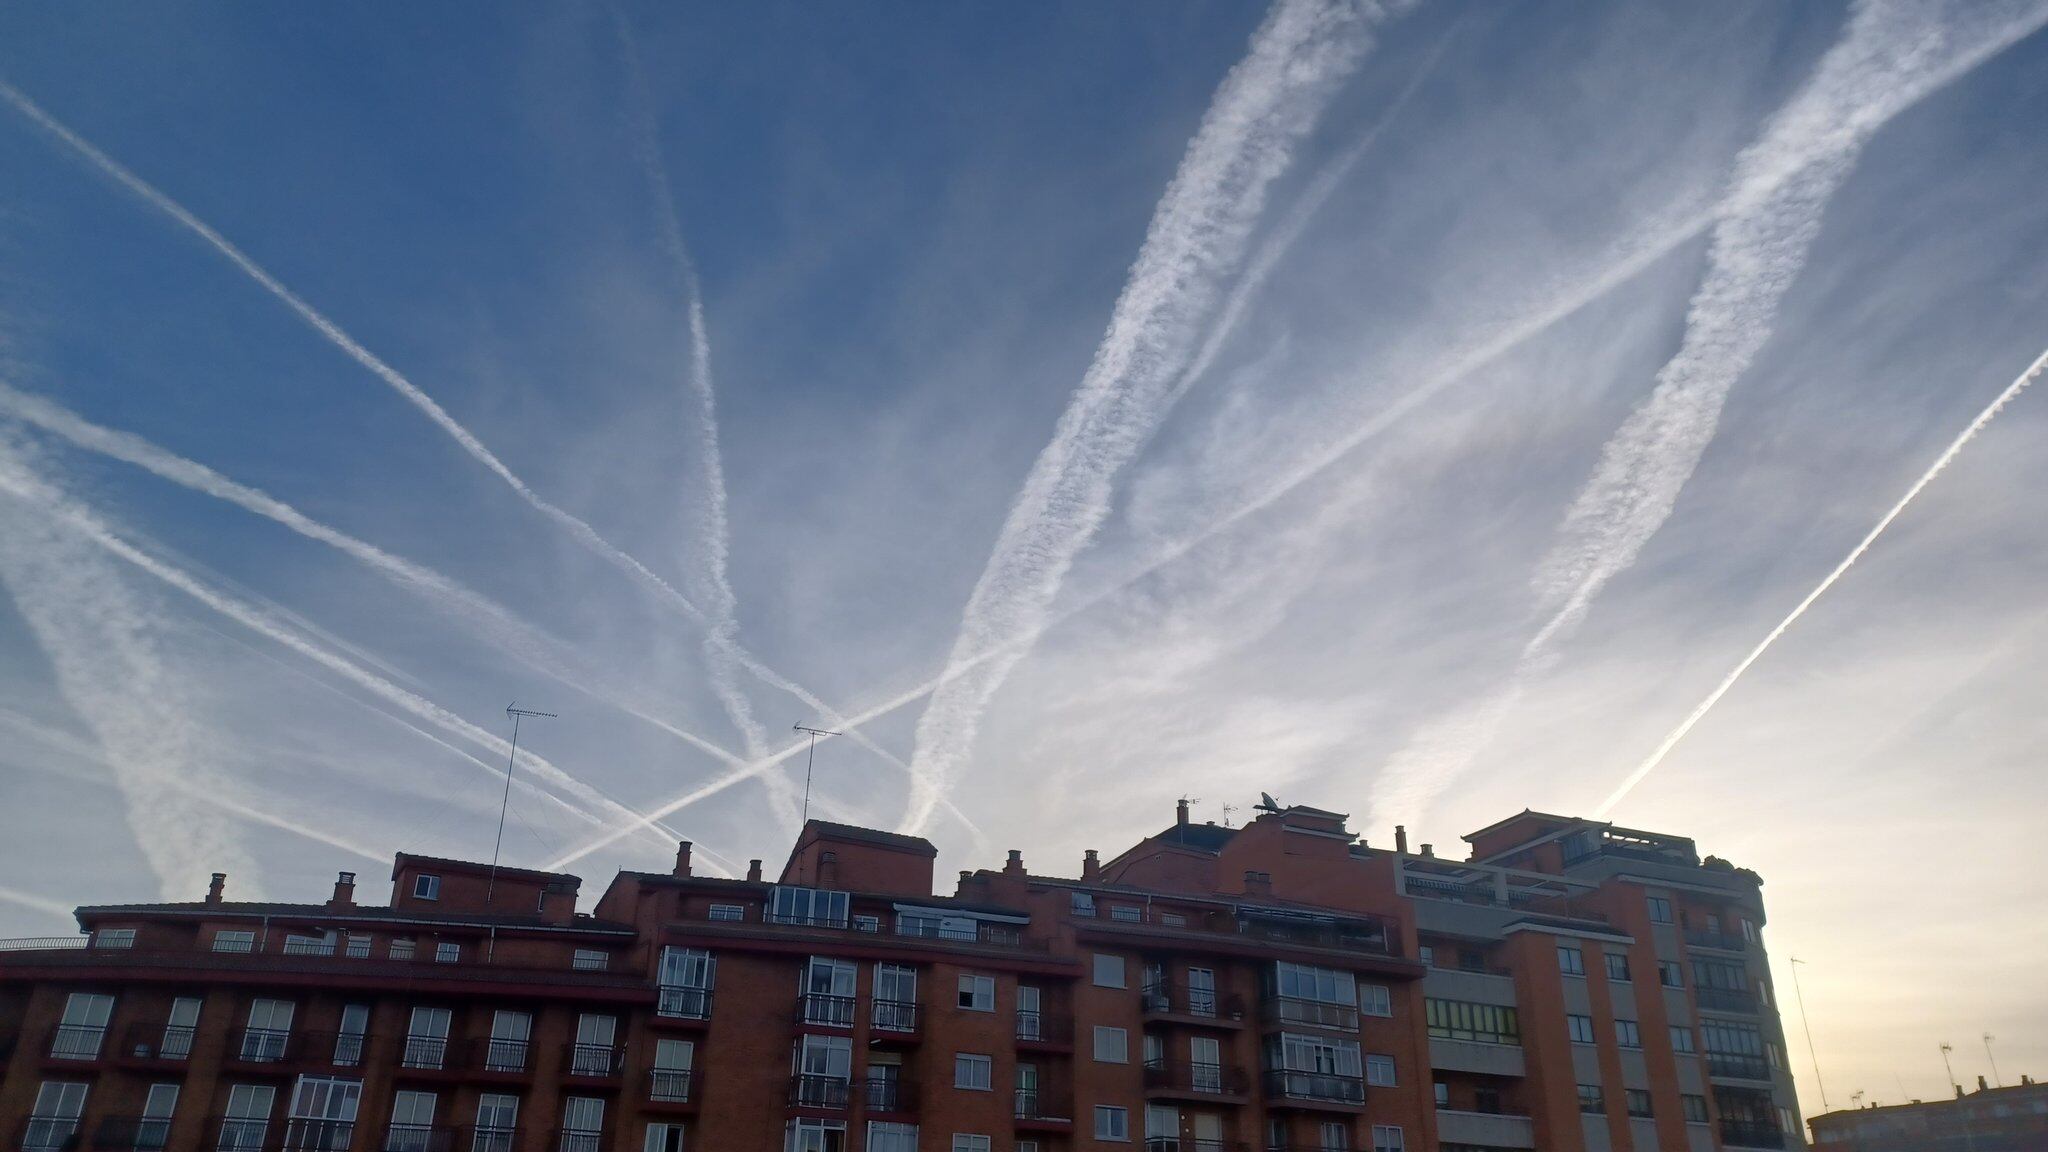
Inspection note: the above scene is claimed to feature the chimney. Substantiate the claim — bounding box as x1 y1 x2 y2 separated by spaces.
1243 870 1273 896
1394 825 1409 854
1004 850 1024 877
817 851 839 888
1977 1076 1989 1093
1420 843 1435 858
747 859 763 883
1956 1084 1965 1100
329 871 356 908
673 841 693 877
1176 798 1190 827
206 873 226 904
1082 850 1101 883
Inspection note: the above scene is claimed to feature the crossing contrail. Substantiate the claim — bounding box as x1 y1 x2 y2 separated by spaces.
903 0 1403 834
1595 344 2048 816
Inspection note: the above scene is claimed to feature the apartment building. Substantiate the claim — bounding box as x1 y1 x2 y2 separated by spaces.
1809 1077 2048 1151
0 801 1802 1151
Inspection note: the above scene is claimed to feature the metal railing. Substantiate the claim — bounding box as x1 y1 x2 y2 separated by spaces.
281 1118 355 1149
551 1129 604 1152
861 1077 918 1112
381 1123 454 1152
789 1073 852 1108
798 991 856 1027
481 1037 528 1073
1014 1011 1072 1044
1142 980 1241 1020
1143 1057 1246 1096
1706 1052 1773 1081
92 1115 174 1151
1720 1120 1786 1148
401 1034 450 1069
1695 986 1759 1015
0 938 651 989
281 937 336 957
18 1114 80 1152
564 1042 621 1078
232 1026 293 1063
47 1022 107 1060
656 985 711 1020
1262 1068 1367 1105
764 911 851 930
894 919 1025 948
466 1126 519 1152
1684 928 1749 952
871 997 919 1033
1261 996 1359 1031
0 936 89 951
1013 1088 1072 1121
649 1068 693 1102
208 1117 269 1152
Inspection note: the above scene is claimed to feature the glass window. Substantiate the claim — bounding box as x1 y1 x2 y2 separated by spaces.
25 1082 88 1152
135 1083 177 1152
853 915 881 933
953 1053 992 1090
1577 1084 1605 1114
163 997 201 1059
213 930 255 953
770 887 850 928
1319 1121 1348 1151
1567 1015 1595 1044
413 875 440 900
1615 1020 1642 1048
388 938 415 961
1273 962 1357 1006
93 928 136 950
1109 905 1141 923
389 1090 436 1150
1659 960 1684 987
645 1123 686 1152
957 974 994 1011
1557 946 1585 976
866 1123 918 1152
1359 984 1391 1017
1093 1026 1128 1064
708 904 744 922
1433 1082 1448 1107
1670 1026 1697 1054
783 1119 846 1152
52 993 112 1060
1647 896 1674 923
1682 1094 1710 1123
1093 954 1126 988
1626 1089 1653 1118
1370 1125 1403 1152
1604 952 1631 982
435 942 460 964
242 999 295 1062
1424 998 1519 1045
1071 892 1096 917
1365 1054 1396 1087
561 1097 605 1149
1094 1106 1129 1142
476 1094 519 1152
572 949 607 971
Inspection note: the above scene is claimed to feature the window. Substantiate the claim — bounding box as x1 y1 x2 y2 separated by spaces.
651 1040 693 1102
1779 1107 1799 1134
784 1119 846 1152
1604 952 1631 982
286 1075 362 1149
1109 905 1141 923
803 957 858 1026
1434 1082 1449 1107
1273 962 1357 1006
486 1010 529 1072
1743 918 1760 944
93 927 136 950
1567 1015 1595 1044
1557 946 1585 976
435 941 460 964
853 915 881 932
645 1123 687 1152
957 974 994 1011
1659 960 1684 987
162 997 201 1060
413 874 440 900
475 1094 518 1152
1187 967 1219 1016
1094 1106 1129 1142
1625 1089 1653 1118
135 1083 177 1152
1160 912 1186 927
1647 896 1674 923
953 1053 992 1090
708 904 744 922
560 1097 604 1151
1577 1084 1605 1114
866 1123 918 1152
1670 1026 1697 1054
572 1015 617 1075
1370 1125 1403 1152
792 1036 852 1104
1319 1121 1348 1151
24 1082 88 1151
1094 953 1126 988
403 1007 451 1069
1615 1020 1642 1048
659 947 716 1019
1359 983 1391 1017
1365 1054 1397 1087
1767 1041 1784 1069
770 886 850 929
572 949 608 971
873 964 917 1032
1093 1026 1129 1063
388 938 416 961
388 1090 437 1151
947 1136 988 1152
1682 1094 1710 1123
213 930 256 954
52 992 113 1060
220 1083 275 1151
1424 998 1519 1045
1417 945 1434 966
242 999 295 1062
344 934 371 958
1070 892 1096 917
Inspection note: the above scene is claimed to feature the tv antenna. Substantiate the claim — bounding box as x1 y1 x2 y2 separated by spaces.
1984 1034 2002 1087
793 724 840 825
1220 802 1238 827
1939 1042 1959 1096
487 704 554 962
1788 957 1830 1109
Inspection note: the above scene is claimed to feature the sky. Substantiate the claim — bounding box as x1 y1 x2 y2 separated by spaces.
1 0 2045 1120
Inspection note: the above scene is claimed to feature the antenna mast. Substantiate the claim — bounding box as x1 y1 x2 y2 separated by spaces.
792 724 840 826
1788 957 1831 1110
1984 1034 2002 1088
1940 1042 1959 1096
489 705 556 914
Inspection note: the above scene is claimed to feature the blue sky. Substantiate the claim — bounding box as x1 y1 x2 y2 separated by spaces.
3 0 2046 1115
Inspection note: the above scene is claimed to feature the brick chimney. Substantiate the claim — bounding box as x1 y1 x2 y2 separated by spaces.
673 841 693 877
1176 798 1190 827
206 873 226 904
747 859 763 883
1394 825 1409 854
329 871 356 908
817 851 839 888
1420 843 1435 858
1003 850 1025 877
1081 850 1101 883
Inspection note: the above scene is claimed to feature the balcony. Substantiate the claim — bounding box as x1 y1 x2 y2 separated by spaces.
563 1041 622 1079
1149 1141 1251 1152
19 1115 80 1152
206 1116 270 1151
1143 1058 1248 1101
90 1116 173 1151
381 1124 455 1152
1706 1052 1773 1082
1260 996 1358 1032
466 1126 520 1152
116 1021 198 1064
552 1129 604 1152
1428 1036 1527 1078
894 918 1027 948
871 998 919 1036
282 1118 356 1149
1013 1088 1073 1127
1696 986 1760 1015
861 1077 919 1114
1720 1120 1787 1149
400 1034 452 1070
649 1068 694 1104
1436 1108 1536 1149
798 991 857 1028
1685 929 1749 953
1261 1069 1366 1109
226 1026 294 1067
46 1022 107 1061
790 1073 853 1109
656 985 712 1022
1142 981 1246 1025
1015 1011 1074 1049
479 1037 530 1074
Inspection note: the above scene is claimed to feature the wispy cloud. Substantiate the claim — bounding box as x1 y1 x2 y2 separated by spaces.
1367 0 2048 826
1597 344 2048 815
903 0 1399 833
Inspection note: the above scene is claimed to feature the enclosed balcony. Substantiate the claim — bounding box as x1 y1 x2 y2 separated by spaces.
1720 1120 1787 1149
797 991 857 1028
656 984 713 1022
861 1078 919 1115
1261 1068 1366 1109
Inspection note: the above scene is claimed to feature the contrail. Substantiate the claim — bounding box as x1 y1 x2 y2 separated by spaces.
0 884 78 924
1369 0 2048 825
0 79 963 839
1595 345 2048 816
0 448 693 860
902 0 1401 834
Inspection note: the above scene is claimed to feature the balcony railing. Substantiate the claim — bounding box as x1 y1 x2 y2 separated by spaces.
481 1037 528 1073
1261 996 1359 1031
649 1068 693 1102
1720 1120 1786 1149
281 1118 355 1149
231 1026 293 1064
1262 1068 1367 1105
1141 980 1243 1020
798 991 857 1027
401 1034 450 1069
564 1042 621 1078
1143 1057 1247 1096
209 1115 269 1151
1013 1088 1072 1122
790 1073 852 1108
861 1077 919 1112
552 1129 603 1152
1695 986 1759 1015
281 937 337 957
1685 929 1749 952
871 998 919 1033
1706 1052 1773 1081
1015 1011 1072 1045
765 911 851 930
92 1115 174 1151
0 939 651 992
47 1022 107 1060
382 1123 454 1152
656 985 712 1020
894 919 1024 948
466 1126 519 1152
19 1115 80 1152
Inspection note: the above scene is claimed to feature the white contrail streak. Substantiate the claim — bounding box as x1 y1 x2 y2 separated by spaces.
1595 345 2048 816
0 884 78 924
1369 0 2048 825
902 0 1398 834
0 449 692 860
0 80 968 841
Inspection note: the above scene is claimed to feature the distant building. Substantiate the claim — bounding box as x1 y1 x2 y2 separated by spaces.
0 800 1803 1151
1810 1079 2048 1151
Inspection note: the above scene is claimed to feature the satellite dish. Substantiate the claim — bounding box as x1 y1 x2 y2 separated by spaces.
1257 792 1282 812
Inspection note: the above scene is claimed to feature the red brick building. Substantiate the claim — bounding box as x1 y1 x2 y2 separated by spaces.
0 800 1803 1151
1808 1078 2048 1151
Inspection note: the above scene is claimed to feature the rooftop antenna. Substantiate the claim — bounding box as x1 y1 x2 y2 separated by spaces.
487 704 554 961
1940 1042 1959 1096
1984 1034 2002 1087
792 724 840 826
1850 1090 1865 1110
1220 802 1238 828
1788 957 1831 1109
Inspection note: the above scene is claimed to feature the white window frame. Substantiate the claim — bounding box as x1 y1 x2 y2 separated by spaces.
956 973 994 1011
93 927 136 950
572 948 608 971
865 1122 918 1152
1371 1125 1403 1152
1358 983 1391 1017
644 1122 687 1152
1095 1106 1130 1142
413 875 440 900
1093 953 1126 988
1093 1025 1129 1064
950 1136 991 1152
435 941 460 964
1365 1053 1397 1087
1567 1014 1595 1044
707 903 745 922
213 930 256 954
953 1053 992 1091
